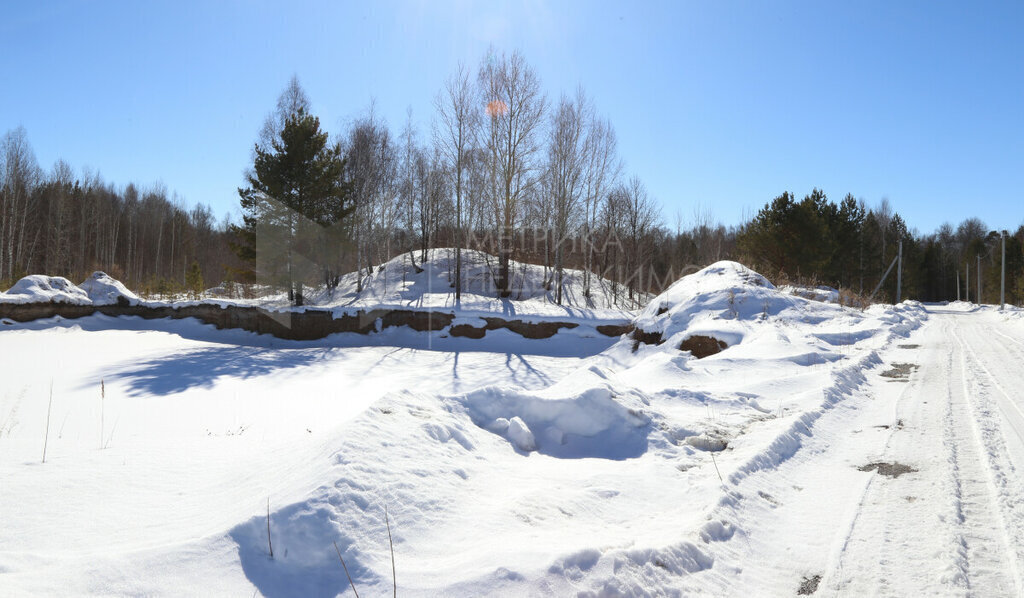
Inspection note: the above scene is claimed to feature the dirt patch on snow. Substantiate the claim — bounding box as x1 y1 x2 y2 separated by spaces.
448 323 488 339
880 362 919 381
858 461 917 478
596 323 634 337
797 574 822 595
630 327 664 348
448 318 579 339
0 301 630 342
679 335 728 358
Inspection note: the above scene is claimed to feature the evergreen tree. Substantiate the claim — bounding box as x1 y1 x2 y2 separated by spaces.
236 105 352 305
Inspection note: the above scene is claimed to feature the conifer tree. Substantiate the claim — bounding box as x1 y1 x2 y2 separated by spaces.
237 103 352 305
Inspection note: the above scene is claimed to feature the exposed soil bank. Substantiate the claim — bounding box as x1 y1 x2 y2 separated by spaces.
679 335 729 358
0 301 631 342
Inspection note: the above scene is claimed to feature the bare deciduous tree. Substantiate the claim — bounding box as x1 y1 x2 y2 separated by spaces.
478 49 546 297
581 116 620 299
435 63 479 302
546 90 589 304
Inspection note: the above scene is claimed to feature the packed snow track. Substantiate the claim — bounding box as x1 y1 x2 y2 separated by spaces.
702 303 1024 597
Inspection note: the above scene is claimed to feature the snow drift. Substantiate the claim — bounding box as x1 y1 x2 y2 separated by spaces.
0 275 91 304
78 271 139 305
1 272 138 306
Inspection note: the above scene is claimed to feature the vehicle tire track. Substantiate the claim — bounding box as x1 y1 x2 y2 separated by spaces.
949 323 1021 595
952 323 1024 594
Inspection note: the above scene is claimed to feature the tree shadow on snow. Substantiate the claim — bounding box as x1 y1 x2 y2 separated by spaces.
101 346 332 396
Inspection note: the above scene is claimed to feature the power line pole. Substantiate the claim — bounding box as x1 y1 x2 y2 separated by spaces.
1002 232 1006 310
896 240 903 303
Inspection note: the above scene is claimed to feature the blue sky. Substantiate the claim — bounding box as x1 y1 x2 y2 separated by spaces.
2 0 1022 233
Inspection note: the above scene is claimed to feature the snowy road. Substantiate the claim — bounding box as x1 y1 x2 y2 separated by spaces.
697 304 1024 597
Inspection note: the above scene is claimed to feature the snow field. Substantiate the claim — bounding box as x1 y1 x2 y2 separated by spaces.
0 260 935 596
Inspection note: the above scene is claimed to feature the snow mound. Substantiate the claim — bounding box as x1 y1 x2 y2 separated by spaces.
461 385 651 460
79 271 139 306
627 260 929 361
0 275 90 304
269 248 643 319
634 261 799 347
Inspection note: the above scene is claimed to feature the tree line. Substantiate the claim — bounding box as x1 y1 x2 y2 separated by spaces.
3 48 1021 308
737 189 1024 305
0 126 238 295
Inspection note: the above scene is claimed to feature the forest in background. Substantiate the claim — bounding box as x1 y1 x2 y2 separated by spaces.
2 49 1022 307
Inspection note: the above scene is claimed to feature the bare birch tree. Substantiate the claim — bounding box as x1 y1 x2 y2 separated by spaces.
581 116 620 298
478 49 546 297
546 89 589 304
434 63 479 302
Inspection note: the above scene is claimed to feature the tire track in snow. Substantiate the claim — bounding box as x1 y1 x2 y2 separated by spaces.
949 322 1022 595
820 326 945 595
941 320 973 593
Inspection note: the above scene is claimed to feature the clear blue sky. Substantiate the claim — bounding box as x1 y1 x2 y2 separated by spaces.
3 0 1022 234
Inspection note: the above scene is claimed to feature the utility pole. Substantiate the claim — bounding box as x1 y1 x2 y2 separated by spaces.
896 240 903 303
977 255 982 306
957 269 960 302
1001 232 1006 310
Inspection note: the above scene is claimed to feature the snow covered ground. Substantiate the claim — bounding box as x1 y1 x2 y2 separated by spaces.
0 251 637 331
4 261 1024 596
212 249 643 321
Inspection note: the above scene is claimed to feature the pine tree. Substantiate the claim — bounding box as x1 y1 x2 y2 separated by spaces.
236 105 352 305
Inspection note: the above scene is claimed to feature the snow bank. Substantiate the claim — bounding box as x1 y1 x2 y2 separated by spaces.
0 275 90 304
1 272 139 306
629 261 928 359
79 271 139 305
632 261 799 352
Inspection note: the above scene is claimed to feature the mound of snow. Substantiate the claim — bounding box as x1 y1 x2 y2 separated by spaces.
0 275 90 304
79 271 139 306
463 385 650 459
629 260 928 360
634 261 798 344
281 248 642 318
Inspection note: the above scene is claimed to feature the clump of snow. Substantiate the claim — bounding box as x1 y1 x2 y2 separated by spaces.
505 416 537 452
0 275 90 304
620 260 928 378
79 271 139 306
